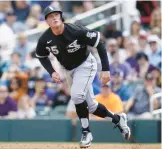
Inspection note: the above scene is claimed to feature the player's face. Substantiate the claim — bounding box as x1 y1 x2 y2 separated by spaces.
46 12 62 28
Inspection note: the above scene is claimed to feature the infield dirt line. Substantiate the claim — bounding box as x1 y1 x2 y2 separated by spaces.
0 143 161 149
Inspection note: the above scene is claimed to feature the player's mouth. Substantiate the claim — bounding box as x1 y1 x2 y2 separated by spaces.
53 20 59 23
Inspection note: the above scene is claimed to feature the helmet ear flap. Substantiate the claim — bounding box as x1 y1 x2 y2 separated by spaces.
61 14 65 22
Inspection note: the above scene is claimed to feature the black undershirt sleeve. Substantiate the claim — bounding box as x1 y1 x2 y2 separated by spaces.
36 37 55 76
96 40 110 71
77 25 109 71
38 57 55 76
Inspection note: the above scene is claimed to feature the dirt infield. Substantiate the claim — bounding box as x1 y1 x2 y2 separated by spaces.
0 143 160 149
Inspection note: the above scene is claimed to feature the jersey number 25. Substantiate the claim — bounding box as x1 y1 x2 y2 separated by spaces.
46 46 59 55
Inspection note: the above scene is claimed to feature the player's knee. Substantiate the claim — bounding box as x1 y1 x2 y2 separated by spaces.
88 101 98 113
71 91 86 104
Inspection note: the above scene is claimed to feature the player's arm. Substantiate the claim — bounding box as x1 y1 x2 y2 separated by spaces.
35 38 55 76
96 40 110 71
96 39 110 85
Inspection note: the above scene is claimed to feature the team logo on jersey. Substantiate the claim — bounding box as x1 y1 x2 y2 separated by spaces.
67 40 81 53
86 32 97 39
46 46 59 55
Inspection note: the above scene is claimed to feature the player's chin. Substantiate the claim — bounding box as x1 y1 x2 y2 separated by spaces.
52 22 61 27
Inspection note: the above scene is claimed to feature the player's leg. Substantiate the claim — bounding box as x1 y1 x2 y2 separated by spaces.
86 85 131 140
70 53 97 148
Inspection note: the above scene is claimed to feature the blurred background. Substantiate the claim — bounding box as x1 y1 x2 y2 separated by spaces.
0 0 161 143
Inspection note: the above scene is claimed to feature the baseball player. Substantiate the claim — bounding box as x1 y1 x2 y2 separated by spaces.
36 5 131 148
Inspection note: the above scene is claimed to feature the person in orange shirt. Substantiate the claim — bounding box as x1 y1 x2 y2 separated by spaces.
95 83 123 116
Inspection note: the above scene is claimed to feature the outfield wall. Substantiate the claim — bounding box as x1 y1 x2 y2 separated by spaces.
0 119 160 143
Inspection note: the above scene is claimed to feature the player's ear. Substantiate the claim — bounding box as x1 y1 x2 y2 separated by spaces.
61 14 65 22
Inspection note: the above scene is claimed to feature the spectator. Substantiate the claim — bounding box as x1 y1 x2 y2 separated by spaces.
106 38 126 64
103 21 122 46
12 1 30 22
17 95 36 119
1 64 28 91
125 38 138 69
52 81 70 108
0 85 17 118
151 67 161 88
25 51 41 70
136 0 158 29
125 73 160 120
30 1 52 11
28 66 44 82
30 78 55 108
135 52 155 79
0 1 12 13
130 18 141 38
111 69 133 102
0 21 15 61
1 65 20 81
14 33 32 61
138 30 150 54
151 27 161 39
147 35 161 68
8 77 27 103
25 16 38 29
150 8 161 30
10 52 26 69
28 4 43 21
110 51 131 80
5 10 26 33
1 52 28 73
95 83 123 115
83 0 94 12
71 1 84 14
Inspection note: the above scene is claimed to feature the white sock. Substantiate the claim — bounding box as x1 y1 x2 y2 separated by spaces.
81 118 89 129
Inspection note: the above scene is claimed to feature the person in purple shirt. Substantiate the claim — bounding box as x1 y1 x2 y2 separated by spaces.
110 51 131 80
0 85 17 118
135 52 155 79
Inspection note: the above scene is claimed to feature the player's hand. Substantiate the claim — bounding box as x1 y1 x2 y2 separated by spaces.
100 71 110 85
51 72 61 83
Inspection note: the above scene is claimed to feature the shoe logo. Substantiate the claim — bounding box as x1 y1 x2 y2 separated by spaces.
67 40 81 53
47 40 52 44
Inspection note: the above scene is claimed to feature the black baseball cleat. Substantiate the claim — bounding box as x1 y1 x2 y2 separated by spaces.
80 131 93 148
114 113 131 140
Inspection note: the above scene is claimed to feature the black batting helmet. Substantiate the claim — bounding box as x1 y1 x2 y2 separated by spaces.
44 5 64 21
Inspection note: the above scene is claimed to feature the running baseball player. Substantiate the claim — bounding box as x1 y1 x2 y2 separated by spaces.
35 5 131 148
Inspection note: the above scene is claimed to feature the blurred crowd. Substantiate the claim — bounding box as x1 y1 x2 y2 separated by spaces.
0 1 161 120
